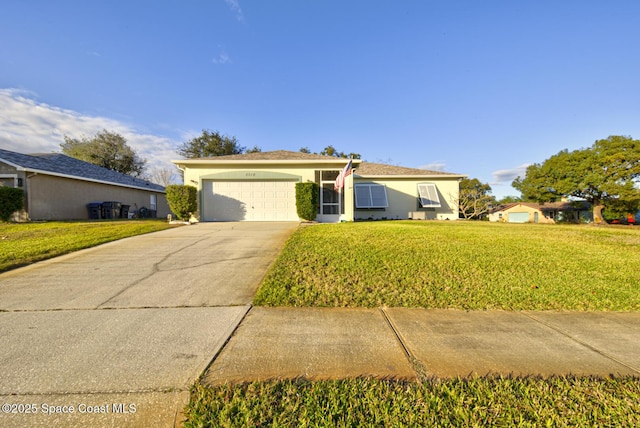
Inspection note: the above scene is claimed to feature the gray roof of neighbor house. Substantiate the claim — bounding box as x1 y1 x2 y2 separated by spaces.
174 150 464 177
489 201 592 214
0 148 165 192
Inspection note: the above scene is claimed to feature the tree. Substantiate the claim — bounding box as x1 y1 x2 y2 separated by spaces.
497 195 523 204
178 129 247 158
150 166 177 187
61 130 146 177
456 178 496 220
302 145 361 159
512 135 640 224
246 146 262 154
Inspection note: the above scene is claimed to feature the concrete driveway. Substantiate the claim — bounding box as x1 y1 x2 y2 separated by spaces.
0 222 297 427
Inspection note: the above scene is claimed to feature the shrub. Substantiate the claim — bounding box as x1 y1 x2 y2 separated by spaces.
166 185 197 220
295 182 319 221
0 187 24 222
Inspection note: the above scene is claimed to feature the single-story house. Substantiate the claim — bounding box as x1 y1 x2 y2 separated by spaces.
488 200 593 224
173 150 465 223
0 148 170 221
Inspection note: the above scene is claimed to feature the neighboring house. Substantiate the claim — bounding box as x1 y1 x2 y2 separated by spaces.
0 148 170 221
488 200 593 224
173 150 465 223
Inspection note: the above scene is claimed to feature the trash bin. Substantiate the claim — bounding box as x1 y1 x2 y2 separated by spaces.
120 204 130 219
101 201 121 219
87 203 102 219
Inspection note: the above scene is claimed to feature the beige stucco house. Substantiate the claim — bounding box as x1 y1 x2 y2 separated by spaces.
173 150 465 223
488 201 593 224
0 148 169 221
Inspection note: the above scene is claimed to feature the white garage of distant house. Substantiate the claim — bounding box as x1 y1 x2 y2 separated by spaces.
174 150 465 223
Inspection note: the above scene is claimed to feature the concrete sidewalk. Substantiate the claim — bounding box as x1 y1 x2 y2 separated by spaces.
203 307 640 385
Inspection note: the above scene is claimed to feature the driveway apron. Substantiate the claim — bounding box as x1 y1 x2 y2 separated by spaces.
0 222 297 427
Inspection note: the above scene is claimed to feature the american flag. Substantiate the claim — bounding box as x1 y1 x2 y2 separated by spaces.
334 159 353 191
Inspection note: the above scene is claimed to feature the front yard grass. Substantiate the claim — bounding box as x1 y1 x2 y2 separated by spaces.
254 221 640 310
0 220 178 272
185 376 640 427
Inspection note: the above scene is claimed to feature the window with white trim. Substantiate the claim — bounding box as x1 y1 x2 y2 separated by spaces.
355 184 388 208
0 174 18 188
418 183 441 208
150 194 157 211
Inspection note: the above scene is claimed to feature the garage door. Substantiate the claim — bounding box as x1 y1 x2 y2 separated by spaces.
202 180 299 221
508 212 530 223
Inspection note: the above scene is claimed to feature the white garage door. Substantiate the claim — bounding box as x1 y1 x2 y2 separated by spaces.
508 212 530 223
202 180 299 221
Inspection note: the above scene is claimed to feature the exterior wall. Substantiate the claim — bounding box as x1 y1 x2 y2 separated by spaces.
491 204 552 224
353 177 459 221
182 163 356 222
27 174 169 220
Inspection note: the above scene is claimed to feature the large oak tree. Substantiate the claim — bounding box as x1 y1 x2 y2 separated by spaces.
457 178 496 220
178 129 260 158
61 130 146 177
512 135 640 223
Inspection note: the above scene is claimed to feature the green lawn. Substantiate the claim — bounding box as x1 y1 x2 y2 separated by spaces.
185 376 640 427
0 220 178 272
254 221 640 310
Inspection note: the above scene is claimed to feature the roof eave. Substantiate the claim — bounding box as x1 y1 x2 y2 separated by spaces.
354 173 467 179
0 158 25 170
172 158 362 165
18 167 165 193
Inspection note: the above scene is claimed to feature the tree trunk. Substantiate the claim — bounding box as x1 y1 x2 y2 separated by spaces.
593 203 605 224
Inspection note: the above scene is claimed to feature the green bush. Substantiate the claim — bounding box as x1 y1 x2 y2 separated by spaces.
166 185 197 220
0 187 24 222
295 182 319 221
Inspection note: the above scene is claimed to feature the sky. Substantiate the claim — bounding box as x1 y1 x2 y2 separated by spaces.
2 0 640 198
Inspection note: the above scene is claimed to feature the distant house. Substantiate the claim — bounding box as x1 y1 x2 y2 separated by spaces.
488 200 593 224
0 148 170 221
173 150 465 222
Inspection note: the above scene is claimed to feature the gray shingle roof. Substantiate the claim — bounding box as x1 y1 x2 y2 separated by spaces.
356 162 464 177
194 150 338 161
177 150 464 177
0 149 165 192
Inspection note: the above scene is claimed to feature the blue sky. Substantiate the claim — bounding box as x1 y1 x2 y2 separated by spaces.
2 1 640 198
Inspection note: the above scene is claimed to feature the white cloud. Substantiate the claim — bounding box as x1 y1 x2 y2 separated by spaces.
491 163 530 184
223 0 245 23
212 51 232 65
418 161 447 172
0 88 180 176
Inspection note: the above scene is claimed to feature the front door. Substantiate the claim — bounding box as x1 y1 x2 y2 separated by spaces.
317 170 342 223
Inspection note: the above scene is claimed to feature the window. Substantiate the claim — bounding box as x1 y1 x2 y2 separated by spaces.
0 174 18 188
417 183 441 208
355 184 388 208
150 194 157 211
